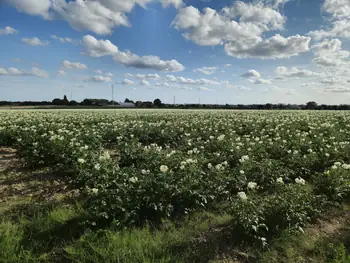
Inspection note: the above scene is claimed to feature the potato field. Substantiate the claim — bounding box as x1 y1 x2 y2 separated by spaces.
0 109 349 263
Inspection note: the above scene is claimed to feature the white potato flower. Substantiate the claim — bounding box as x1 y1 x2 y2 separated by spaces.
247 182 257 189
342 164 350 170
129 177 138 183
276 177 284 184
295 177 306 185
77 158 86 164
217 134 225 141
160 165 169 173
99 151 111 161
237 191 248 201
215 164 222 171
239 155 249 163
334 162 342 167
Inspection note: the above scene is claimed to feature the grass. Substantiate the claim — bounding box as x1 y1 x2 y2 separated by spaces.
0 202 235 263
1 148 350 263
0 198 349 263
259 205 350 263
259 232 350 263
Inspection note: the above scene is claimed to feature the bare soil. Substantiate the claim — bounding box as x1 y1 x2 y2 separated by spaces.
0 147 78 214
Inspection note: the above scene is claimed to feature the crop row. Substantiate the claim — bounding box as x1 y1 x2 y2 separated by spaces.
1 110 349 244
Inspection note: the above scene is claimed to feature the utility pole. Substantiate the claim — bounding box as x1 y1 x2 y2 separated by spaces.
199 89 201 105
111 84 114 106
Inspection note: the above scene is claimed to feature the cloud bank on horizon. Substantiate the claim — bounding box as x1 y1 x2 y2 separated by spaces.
0 0 350 104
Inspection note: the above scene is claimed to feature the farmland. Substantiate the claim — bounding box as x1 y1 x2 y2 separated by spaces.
0 109 350 262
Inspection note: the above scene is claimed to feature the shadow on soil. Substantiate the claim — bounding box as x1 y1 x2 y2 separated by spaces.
170 222 253 263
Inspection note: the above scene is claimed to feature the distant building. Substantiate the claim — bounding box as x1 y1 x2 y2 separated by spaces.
118 102 136 108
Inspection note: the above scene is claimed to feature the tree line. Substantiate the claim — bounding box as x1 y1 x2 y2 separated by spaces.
1 97 350 110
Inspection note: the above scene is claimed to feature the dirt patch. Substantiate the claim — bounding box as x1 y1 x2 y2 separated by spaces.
0 147 17 173
310 216 349 238
190 208 350 263
0 147 79 214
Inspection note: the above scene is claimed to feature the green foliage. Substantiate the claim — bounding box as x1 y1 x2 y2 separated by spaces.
230 185 327 244
320 242 350 263
1 110 350 243
314 163 350 202
231 196 268 244
264 185 326 235
0 221 31 263
65 228 176 263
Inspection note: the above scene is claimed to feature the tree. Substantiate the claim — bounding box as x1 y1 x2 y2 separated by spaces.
124 98 135 104
81 99 93 106
306 101 317 110
265 103 273 110
52 98 63 105
142 101 153 108
69 100 78 106
63 95 69 105
135 101 143 107
153 98 162 107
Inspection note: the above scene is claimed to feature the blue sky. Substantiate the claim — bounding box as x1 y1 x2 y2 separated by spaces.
0 0 350 104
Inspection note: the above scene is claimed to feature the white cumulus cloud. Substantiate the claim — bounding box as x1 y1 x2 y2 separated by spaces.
61 60 87 69
51 35 76 44
82 35 184 72
241 69 261 78
323 0 350 21
5 0 51 18
22 37 49 46
122 79 135 85
173 3 309 59
0 26 18 35
166 75 221 85
194 67 218 75
140 80 150 86
82 35 119 57
135 74 161 80
309 20 350 40
0 67 48 78
249 78 272 84
308 0 350 40
222 1 285 30
105 72 113 77
225 34 310 59
84 75 112 82
275 67 321 78
311 39 349 67
113 51 184 72
5 0 183 35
